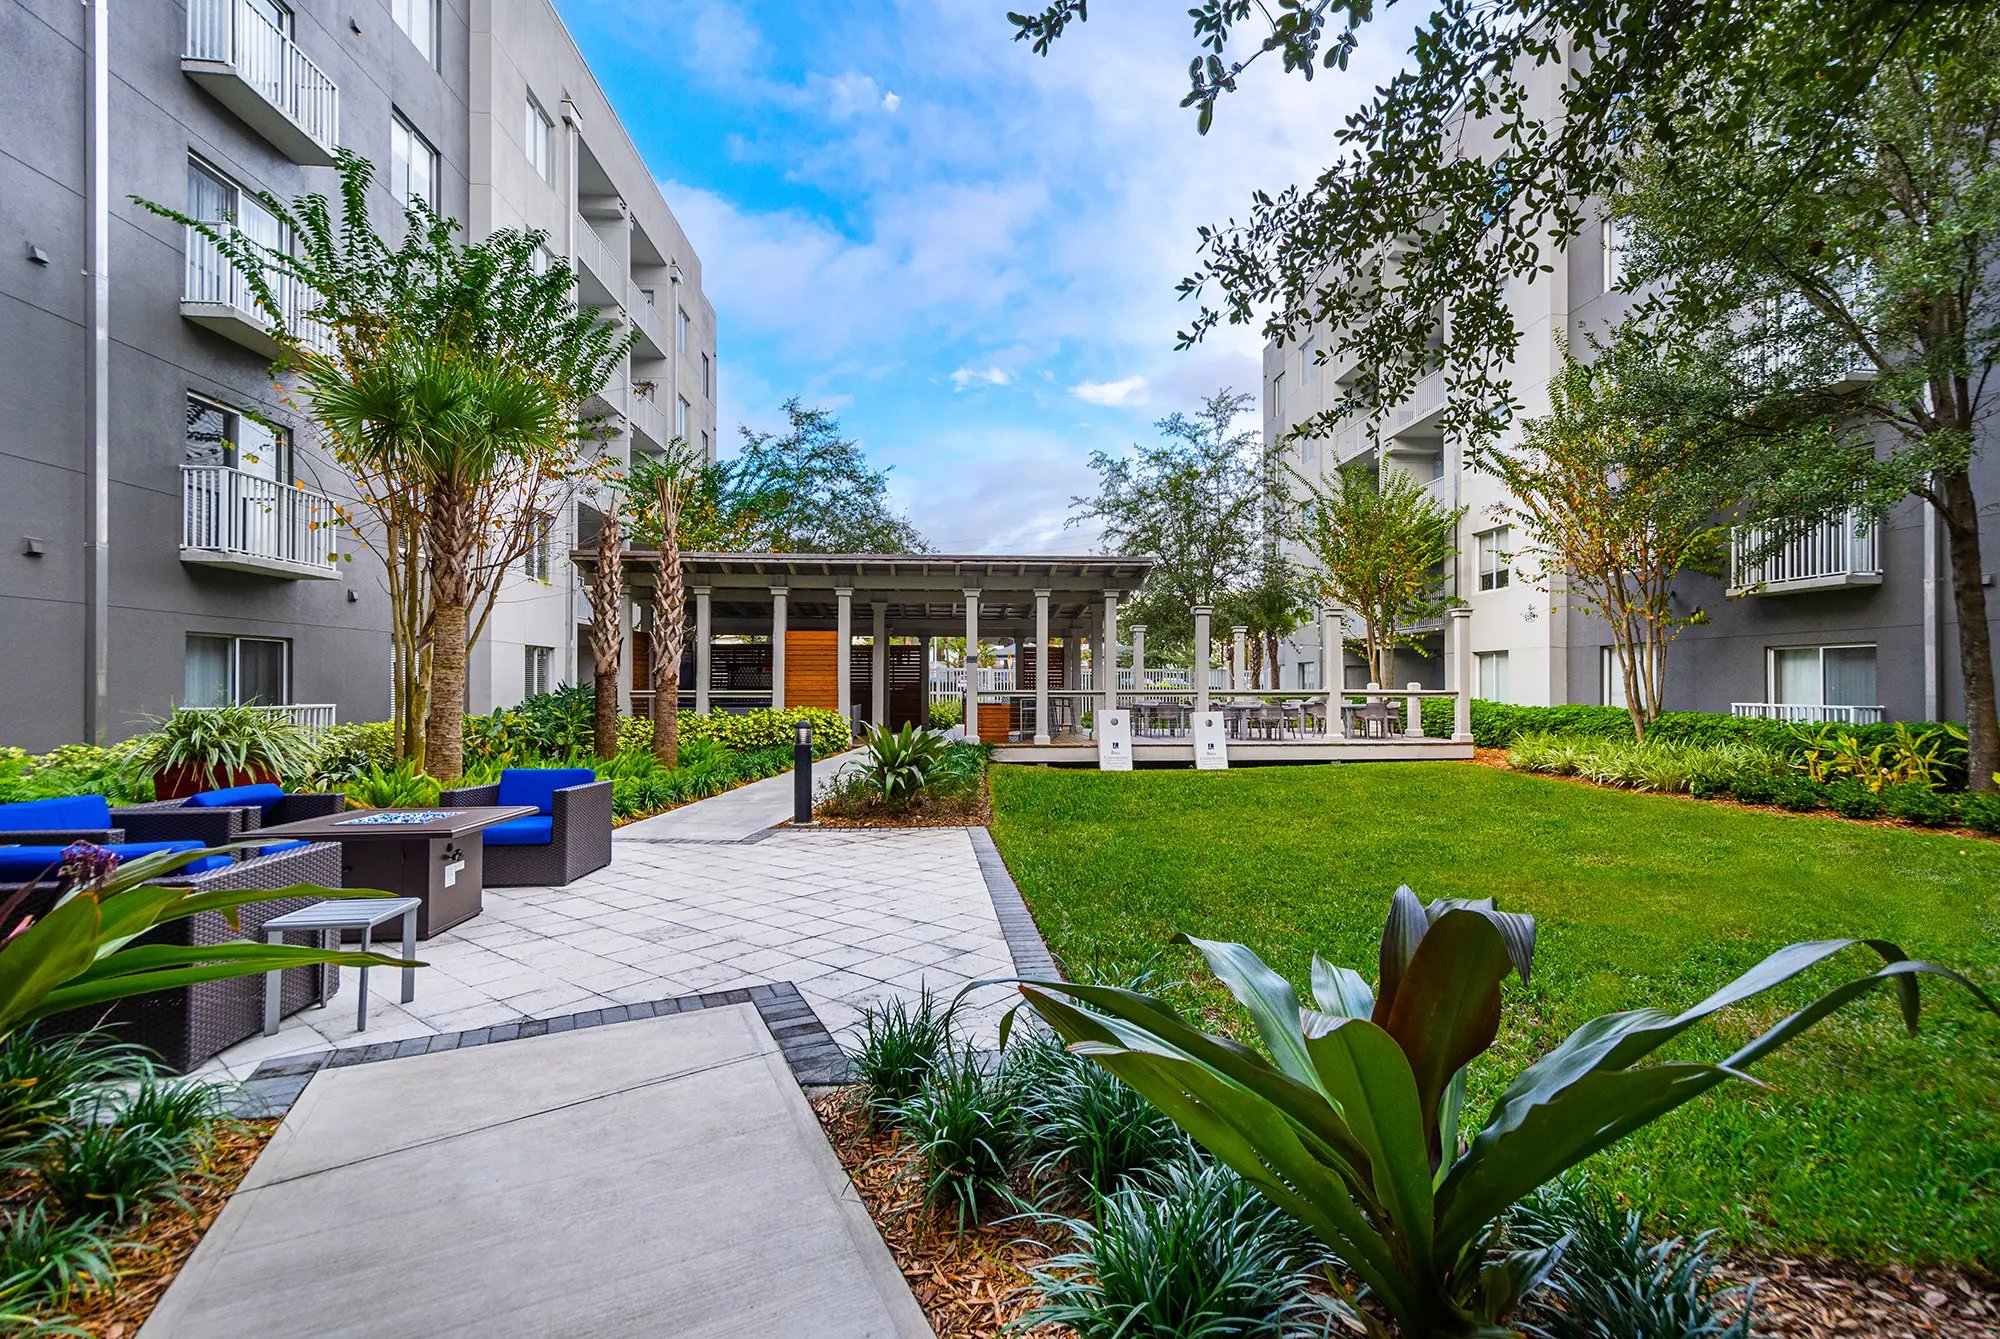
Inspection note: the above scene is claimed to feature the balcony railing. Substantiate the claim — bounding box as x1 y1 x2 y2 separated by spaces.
183 224 333 359
1731 702 1886 726
184 0 339 164
1387 368 1447 440
627 281 666 352
573 217 619 296
181 465 341 579
629 393 669 448
1728 508 1882 594
245 702 337 733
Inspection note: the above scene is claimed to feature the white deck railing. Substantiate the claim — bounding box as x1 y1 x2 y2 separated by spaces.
627 281 666 349
1731 702 1886 726
182 465 340 574
630 393 668 446
245 702 337 733
573 217 618 291
184 224 333 354
1730 508 1881 592
185 0 339 156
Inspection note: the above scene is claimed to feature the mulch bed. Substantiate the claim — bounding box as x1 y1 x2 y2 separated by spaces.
58 1119 276 1337
805 773 993 830
1720 1255 2000 1338
812 1089 1069 1338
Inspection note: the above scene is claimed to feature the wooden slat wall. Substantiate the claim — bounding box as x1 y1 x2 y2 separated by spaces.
785 631 841 712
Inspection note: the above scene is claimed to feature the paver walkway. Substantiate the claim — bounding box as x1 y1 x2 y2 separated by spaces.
204 819 1019 1081
144 1006 931 1338
614 747 860 841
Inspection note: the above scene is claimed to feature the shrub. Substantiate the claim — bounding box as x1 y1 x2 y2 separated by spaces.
1883 783 1959 828
845 724 949 811
893 1045 1025 1230
0 740 155 806
928 699 964 730
0 1203 121 1315
1022 1157 1327 1338
133 704 317 789
37 1121 189 1223
111 1077 233 1147
1961 792 2000 836
306 720 397 786
1009 889 1996 1337
1826 780 1886 820
1513 1177 1757 1339
1016 1034 1190 1199
846 987 955 1124
616 713 655 754
340 760 441 810
0 1032 153 1168
1726 772 1781 806
1771 776 1827 812
678 707 851 756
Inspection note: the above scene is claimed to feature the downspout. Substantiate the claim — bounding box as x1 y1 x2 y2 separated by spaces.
561 95 581 690
83 0 111 742
670 260 684 449
1924 487 1940 721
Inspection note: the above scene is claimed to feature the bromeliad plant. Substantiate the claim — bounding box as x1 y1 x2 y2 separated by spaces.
0 844 415 1042
846 723 950 812
1003 887 1998 1338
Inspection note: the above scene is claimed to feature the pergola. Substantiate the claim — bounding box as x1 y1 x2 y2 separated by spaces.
606 552 1159 743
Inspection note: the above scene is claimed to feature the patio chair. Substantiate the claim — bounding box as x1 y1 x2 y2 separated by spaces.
27 841 345 1074
436 768 612 887
0 795 239 887
126 782 347 853
1355 700 1397 739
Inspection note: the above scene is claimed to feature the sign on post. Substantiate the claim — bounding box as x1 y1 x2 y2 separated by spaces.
1191 712 1230 770
1097 709 1133 771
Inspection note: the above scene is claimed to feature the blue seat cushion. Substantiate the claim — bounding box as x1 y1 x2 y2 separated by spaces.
0 841 231 881
495 768 596 817
482 815 554 846
183 783 288 815
0 795 113 833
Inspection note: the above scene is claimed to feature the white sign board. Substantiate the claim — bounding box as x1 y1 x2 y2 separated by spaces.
1097 709 1133 771
1191 712 1230 770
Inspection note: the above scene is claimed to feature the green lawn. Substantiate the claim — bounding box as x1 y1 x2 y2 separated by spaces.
988 761 2000 1269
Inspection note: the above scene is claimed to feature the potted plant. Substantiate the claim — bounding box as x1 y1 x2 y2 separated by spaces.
136 704 318 799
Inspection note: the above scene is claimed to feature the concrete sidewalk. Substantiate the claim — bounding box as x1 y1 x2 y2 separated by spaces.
614 748 861 842
145 1006 929 1339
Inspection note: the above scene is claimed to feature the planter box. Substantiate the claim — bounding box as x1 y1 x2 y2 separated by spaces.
152 763 280 801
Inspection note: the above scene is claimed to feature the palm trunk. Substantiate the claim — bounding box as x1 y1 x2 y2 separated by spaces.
1265 630 1281 690
425 596 467 784
588 502 624 758
1939 470 1997 790
650 507 687 769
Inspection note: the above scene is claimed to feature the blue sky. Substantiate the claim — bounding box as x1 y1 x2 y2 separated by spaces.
555 1 1409 552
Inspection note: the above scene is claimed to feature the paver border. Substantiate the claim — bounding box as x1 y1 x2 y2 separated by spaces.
966 826 1062 980
234 980 850 1116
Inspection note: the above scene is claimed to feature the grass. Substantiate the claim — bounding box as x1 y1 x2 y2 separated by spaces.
988 761 2000 1269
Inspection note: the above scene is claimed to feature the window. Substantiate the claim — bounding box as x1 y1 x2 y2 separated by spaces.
700 430 710 459
701 352 712 397
1298 659 1320 691
529 243 554 276
1771 644 1877 708
1299 329 1319 382
185 395 290 479
677 306 691 352
676 396 692 439
524 645 555 698
1476 527 1512 591
1600 646 1628 708
522 513 554 581
188 157 283 248
185 635 289 707
1475 650 1510 703
391 0 435 62
524 93 552 180
1602 216 1623 292
390 113 438 208
1299 437 1318 465
245 0 291 36
1271 370 1285 420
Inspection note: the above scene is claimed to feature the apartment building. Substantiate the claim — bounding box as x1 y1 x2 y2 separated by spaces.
0 0 716 750
1263 48 1999 728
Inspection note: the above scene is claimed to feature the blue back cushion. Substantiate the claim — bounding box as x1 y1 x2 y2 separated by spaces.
0 795 112 832
495 768 596 816
184 783 288 814
0 841 228 880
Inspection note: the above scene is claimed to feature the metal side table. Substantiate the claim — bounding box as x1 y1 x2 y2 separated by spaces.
261 897 422 1036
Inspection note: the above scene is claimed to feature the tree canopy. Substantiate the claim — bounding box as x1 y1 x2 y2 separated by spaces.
727 399 929 553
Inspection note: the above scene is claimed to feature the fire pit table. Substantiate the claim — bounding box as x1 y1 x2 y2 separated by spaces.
248 806 536 939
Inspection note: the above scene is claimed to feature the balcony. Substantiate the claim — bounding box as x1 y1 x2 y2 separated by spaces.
181 465 341 579
1731 702 1886 726
183 0 339 165
1728 508 1882 595
182 224 333 359
1386 368 1447 442
627 281 667 355
572 216 621 308
629 392 669 450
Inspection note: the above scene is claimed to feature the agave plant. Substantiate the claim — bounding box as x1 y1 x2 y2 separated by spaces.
846 723 949 811
0 844 416 1042
1001 887 1997 1338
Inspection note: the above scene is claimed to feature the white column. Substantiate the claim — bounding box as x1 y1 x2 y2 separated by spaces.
1101 590 1120 706
870 600 888 725
962 589 981 744
693 586 712 714
1033 588 1051 745
1450 606 1474 742
769 586 788 710
1405 682 1424 738
1321 607 1344 737
1192 605 1213 712
835 587 853 727
1130 624 1147 691
1232 625 1249 693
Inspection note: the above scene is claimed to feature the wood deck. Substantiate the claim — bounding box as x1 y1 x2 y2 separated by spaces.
986 736 1473 766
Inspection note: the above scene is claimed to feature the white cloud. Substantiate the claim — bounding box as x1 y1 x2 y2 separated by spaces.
950 365 1013 390
1069 376 1148 407
882 91 902 113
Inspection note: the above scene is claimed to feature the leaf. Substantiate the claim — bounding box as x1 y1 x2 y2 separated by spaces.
1178 934 1318 1088
1300 1014 1437 1274
1382 908 1516 1168
1311 955 1375 1018
32 948 412 1021
1372 884 1428 1025
0 895 102 1035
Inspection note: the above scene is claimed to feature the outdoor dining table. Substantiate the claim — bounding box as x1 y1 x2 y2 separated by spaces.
247 806 537 940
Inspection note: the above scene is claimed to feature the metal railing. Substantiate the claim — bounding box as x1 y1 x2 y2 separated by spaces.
1387 368 1447 438
185 0 339 156
573 216 619 291
181 465 340 573
629 392 667 446
243 702 337 733
184 224 333 353
1731 702 1886 726
627 281 666 349
1729 509 1881 592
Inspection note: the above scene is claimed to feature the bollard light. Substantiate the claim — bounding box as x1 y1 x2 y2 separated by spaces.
793 721 815 826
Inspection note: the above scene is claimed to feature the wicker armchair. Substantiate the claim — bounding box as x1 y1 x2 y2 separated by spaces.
437 774 613 887
32 841 346 1074
120 789 347 848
